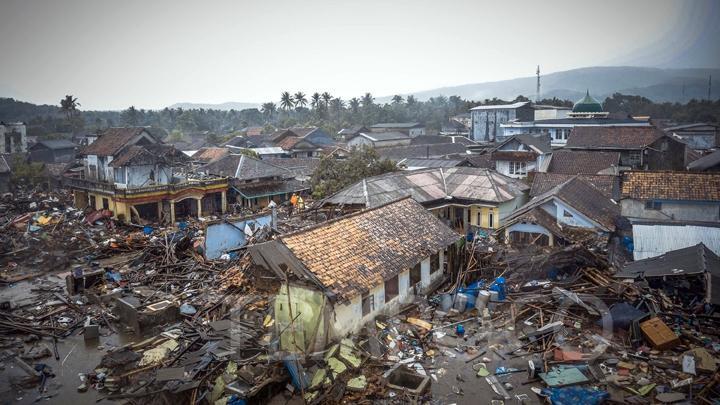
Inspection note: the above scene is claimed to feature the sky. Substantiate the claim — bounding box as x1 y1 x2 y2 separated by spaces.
1 0 718 110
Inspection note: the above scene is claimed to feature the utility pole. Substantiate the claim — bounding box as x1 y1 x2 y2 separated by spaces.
709 75 713 101
536 65 541 103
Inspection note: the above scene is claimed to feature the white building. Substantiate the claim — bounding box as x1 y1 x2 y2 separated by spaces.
346 131 411 148
469 102 534 143
0 122 27 153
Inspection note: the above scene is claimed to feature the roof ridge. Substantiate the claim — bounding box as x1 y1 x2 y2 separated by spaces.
280 196 415 240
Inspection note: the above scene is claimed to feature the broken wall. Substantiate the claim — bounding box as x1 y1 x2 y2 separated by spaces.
205 214 272 259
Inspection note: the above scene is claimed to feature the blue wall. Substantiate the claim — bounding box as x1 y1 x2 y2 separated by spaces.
205 214 273 259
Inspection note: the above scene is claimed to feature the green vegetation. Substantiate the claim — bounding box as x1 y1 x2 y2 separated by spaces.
310 147 397 198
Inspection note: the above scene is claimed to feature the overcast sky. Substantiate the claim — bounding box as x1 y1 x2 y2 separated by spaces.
1 0 718 110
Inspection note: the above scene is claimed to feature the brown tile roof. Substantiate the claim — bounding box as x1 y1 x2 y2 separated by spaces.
547 150 620 174
81 127 150 156
566 126 666 149
502 176 620 232
492 150 537 162
109 144 189 167
621 171 720 201
281 198 460 301
530 172 619 199
192 147 230 163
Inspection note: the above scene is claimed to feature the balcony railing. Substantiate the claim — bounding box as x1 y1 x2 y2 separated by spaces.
63 176 228 196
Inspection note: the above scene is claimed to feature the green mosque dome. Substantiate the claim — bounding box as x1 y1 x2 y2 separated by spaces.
572 90 604 113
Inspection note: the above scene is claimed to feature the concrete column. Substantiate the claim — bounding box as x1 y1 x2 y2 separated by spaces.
169 200 176 225
196 198 202 217
157 201 162 220
220 191 227 214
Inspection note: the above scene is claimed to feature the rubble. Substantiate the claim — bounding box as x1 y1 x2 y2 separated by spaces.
2 187 720 404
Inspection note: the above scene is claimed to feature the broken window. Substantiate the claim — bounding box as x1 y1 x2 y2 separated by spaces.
362 292 374 316
102 198 109 210
89 195 96 208
385 275 399 301
410 262 421 286
430 253 440 274
645 200 662 210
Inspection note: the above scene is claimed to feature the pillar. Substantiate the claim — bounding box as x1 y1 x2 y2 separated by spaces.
157 201 162 220
220 191 227 214
196 198 202 218
169 200 176 225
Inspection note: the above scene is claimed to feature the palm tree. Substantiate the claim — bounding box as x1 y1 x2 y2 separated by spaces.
60 95 80 121
406 95 417 106
311 92 321 109
348 98 360 114
391 95 404 105
261 102 277 121
294 92 308 109
361 92 374 108
321 92 332 107
329 98 345 114
280 92 294 110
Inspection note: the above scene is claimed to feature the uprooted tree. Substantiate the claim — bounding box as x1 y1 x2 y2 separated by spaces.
310 146 398 199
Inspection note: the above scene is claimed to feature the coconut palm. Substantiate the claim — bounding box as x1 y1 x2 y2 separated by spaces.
321 92 332 107
311 92 321 109
348 98 360 114
60 95 80 121
329 98 345 114
294 92 307 108
280 92 294 110
391 95 404 105
361 92 374 108
406 95 417 106
261 102 277 120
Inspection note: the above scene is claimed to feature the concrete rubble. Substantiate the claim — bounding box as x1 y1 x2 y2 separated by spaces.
1 187 720 405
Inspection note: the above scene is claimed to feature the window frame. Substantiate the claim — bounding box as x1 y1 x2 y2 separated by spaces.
384 275 399 301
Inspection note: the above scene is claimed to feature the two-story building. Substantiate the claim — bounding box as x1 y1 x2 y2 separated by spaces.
491 134 551 179
565 126 687 170
470 102 534 143
68 127 229 224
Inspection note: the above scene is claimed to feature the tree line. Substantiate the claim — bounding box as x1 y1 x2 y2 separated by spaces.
1 92 718 141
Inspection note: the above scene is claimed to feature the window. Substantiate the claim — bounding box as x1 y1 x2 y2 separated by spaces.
102 198 110 210
488 212 494 228
361 292 374 316
430 253 440 274
385 275 399 301
410 263 421 286
477 213 482 227
114 168 126 183
509 161 527 175
563 210 574 217
625 151 642 167
645 200 662 210
89 195 96 208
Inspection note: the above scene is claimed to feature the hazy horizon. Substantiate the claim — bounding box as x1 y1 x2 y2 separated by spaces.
1 0 719 110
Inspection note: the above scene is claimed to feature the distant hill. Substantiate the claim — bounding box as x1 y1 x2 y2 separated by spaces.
381 66 720 104
169 101 260 111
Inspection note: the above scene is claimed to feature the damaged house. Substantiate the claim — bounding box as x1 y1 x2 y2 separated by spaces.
322 167 529 232
68 127 229 224
248 198 461 352
615 243 720 305
200 154 309 209
490 134 551 179
496 176 620 246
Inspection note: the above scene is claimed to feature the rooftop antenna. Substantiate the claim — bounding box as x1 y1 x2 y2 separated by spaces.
536 65 541 103
709 75 713 101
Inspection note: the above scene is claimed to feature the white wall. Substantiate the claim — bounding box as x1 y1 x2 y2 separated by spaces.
347 136 373 148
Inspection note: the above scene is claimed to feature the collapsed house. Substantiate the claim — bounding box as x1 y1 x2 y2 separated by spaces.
68 127 229 223
199 153 309 209
615 243 720 305
496 176 620 246
248 197 461 352
322 167 529 233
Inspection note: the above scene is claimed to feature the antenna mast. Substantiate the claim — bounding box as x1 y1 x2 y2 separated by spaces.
536 65 541 103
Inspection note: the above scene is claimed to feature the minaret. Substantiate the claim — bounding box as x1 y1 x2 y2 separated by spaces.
709 75 713 101
536 65 541 103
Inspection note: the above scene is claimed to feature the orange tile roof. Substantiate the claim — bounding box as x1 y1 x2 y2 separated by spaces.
621 171 720 201
280 198 460 301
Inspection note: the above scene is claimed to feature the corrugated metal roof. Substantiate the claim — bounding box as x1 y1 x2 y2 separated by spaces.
617 243 720 278
632 222 720 260
470 101 530 110
324 167 528 208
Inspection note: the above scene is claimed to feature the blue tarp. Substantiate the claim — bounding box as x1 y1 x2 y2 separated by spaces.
541 387 609 405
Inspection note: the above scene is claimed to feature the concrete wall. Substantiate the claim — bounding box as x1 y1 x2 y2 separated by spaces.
470 205 499 228
347 137 373 148
499 195 528 224
541 199 598 229
275 285 329 352
205 214 273 259
0 123 27 153
621 199 720 222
